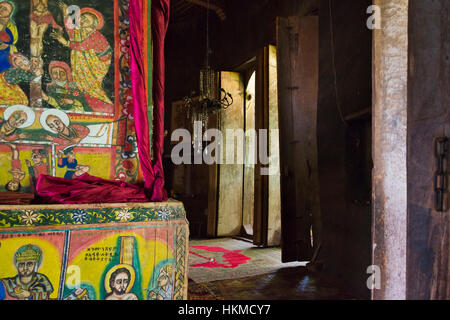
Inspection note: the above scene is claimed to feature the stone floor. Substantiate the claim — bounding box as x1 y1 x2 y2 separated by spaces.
189 266 359 300
187 238 362 300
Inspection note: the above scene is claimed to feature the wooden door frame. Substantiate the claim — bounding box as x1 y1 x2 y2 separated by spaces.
253 46 270 246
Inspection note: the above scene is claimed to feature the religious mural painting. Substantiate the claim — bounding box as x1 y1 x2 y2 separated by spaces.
0 204 189 300
0 0 142 195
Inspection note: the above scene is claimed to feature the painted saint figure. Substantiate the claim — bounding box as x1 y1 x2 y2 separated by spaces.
0 244 53 300
57 146 89 179
42 61 91 112
51 2 114 113
105 266 138 300
0 1 24 106
0 0 17 73
40 109 90 146
30 0 61 62
1 54 42 106
29 0 62 107
147 264 174 300
0 105 35 141
25 149 48 192
5 53 42 84
5 143 25 192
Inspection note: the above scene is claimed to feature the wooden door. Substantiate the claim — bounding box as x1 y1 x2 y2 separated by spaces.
277 16 320 262
215 71 245 236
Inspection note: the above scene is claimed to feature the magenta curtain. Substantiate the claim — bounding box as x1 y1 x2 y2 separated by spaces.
36 0 169 204
130 0 169 201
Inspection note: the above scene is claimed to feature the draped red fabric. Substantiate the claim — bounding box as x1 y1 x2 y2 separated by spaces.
130 0 169 201
148 0 170 201
36 174 149 204
36 0 169 204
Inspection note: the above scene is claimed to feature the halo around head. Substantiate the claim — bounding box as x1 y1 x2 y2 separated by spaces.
80 7 104 30
104 264 136 294
3 105 36 128
0 1 15 19
159 264 173 278
40 109 70 134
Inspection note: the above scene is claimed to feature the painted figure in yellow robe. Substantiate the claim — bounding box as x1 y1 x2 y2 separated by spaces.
0 1 28 106
51 1 114 114
1 54 43 106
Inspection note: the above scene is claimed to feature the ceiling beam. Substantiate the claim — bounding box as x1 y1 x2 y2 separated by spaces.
185 0 227 21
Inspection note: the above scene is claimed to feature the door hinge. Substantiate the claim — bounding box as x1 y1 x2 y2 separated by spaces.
435 137 448 212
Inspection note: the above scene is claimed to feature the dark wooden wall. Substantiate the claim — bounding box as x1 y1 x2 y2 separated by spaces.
317 0 373 298
407 0 450 300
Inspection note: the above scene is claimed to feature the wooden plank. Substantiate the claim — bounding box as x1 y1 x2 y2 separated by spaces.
277 16 319 262
372 0 409 300
276 17 296 258
405 0 450 300
216 71 245 236
207 113 219 237
253 47 269 246
267 45 282 247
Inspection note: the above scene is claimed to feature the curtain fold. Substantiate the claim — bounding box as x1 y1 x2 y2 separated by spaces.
130 0 169 202
149 0 170 201
36 174 149 204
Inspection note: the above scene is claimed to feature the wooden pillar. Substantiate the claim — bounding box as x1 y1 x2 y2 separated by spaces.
277 16 319 262
372 0 409 300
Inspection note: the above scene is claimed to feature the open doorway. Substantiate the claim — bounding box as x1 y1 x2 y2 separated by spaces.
211 46 281 247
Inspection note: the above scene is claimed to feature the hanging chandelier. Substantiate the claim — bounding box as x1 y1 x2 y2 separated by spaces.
183 0 233 137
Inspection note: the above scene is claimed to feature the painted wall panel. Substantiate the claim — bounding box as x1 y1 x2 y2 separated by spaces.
0 0 147 199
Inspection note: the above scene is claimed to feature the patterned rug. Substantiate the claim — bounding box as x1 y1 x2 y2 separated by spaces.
188 238 306 283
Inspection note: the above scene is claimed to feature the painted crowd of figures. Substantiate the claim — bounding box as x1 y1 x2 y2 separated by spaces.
0 0 113 112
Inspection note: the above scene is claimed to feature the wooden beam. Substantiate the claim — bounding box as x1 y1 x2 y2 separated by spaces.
344 107 372 122
185 0 226 21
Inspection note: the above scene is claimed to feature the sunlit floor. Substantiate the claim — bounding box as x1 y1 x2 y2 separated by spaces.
187 238 358 300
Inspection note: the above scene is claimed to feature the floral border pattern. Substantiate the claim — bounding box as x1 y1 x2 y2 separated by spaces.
0 205 186 228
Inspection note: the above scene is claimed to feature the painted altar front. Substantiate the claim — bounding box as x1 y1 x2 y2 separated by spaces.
0 201 189 300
